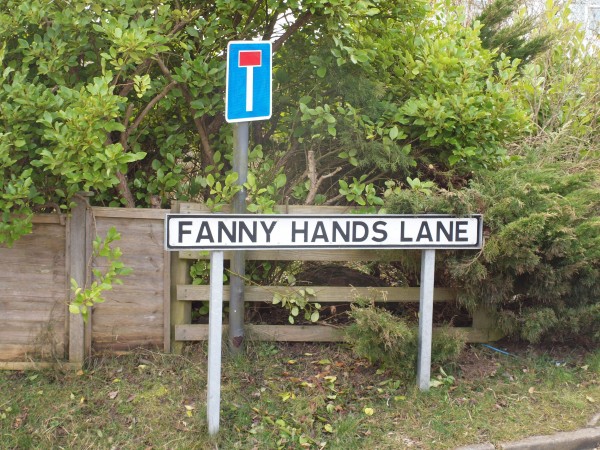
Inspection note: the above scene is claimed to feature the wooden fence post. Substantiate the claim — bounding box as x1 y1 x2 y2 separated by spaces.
68 193 93 365
472 306 504 342
170 202 191 354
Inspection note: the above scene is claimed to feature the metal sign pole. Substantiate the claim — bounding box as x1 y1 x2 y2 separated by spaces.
207 250 224 435
417 249 436 391
229 122 249 353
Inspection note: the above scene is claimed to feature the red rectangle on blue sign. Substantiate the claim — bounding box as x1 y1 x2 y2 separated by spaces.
239 50 262 67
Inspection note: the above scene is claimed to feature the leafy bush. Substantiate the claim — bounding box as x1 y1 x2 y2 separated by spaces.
344 304 465 378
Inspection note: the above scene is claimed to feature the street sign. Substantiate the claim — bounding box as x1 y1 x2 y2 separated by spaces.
163 212 484 433
225 41 272 123
165 214 483 251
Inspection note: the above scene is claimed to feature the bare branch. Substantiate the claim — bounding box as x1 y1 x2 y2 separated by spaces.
117 60 153 98
245 0 264 30
116 171 136 208
272 11 313 52
305 150 342 205
120 80 177 150
155 56 215 166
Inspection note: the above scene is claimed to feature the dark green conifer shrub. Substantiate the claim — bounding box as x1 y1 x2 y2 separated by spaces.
344 303 465 378
386 147 600 345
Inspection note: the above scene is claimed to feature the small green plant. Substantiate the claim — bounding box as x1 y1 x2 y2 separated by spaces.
69 227 132 322
244 171 287 213
272 288 321 324
429 367 456 388
338 175 384 213
406 177 435 196
272 275 321 324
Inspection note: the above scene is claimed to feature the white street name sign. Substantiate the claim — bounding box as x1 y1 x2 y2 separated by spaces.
165 214 483 250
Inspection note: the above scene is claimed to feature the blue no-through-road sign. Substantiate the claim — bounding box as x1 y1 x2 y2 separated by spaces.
225 41 272 123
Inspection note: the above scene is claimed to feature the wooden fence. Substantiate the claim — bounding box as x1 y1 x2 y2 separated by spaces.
0 200 501 368
170 202 502 351
0 215 68 369
0 196 170 369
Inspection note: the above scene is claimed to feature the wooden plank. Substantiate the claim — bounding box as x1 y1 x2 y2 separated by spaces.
178 203 355 214
8 222 65 240
0 238 66 257
0 323 65 346
92 207 170 220
0 250 65 266
0 272 66 286
85 203 93 357
179 249 393 262
0 300 67 313
63 206 72 363
175 324 344 342
82 269 165 292
0 282 67 299
177 285 456 303
94 216 165 234
0 362 81 371
175 324 498 344
94 293 165 307
163 250 171 353
470 306 504 342
68 195 89 363
32 214 65 224
87 291 165 304
0 255 65 269
0 328 65 345
0 340 64 359
92 340 162 352
169 203 190 354
92 312 163 327
94 255 164 272
96 218 164 250
91 213 168 354
170 253 191 354
91 331 163 342
92 335 163 350
0 310 66 322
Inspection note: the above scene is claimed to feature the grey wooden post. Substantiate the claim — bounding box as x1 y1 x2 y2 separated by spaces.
169 202 192 354
417 249 436 391
68 192 92 364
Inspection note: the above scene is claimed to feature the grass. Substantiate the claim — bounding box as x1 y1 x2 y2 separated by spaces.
0 342 599 449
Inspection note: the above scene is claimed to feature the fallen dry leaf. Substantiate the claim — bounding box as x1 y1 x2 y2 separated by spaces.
108 391 119 400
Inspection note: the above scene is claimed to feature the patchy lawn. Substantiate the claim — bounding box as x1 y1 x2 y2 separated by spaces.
0 342 598 449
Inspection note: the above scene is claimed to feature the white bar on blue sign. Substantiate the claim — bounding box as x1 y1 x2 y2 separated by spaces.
165 214 483 251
